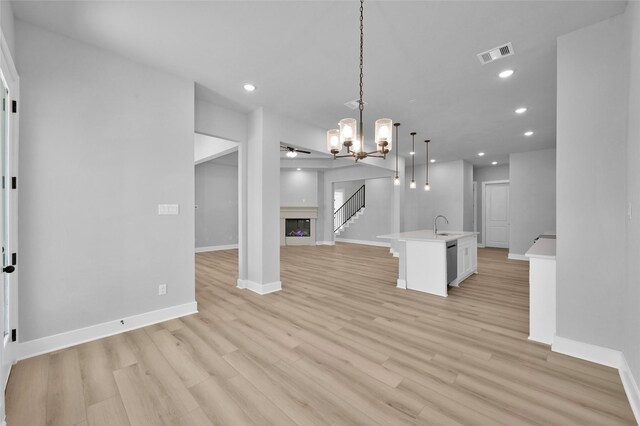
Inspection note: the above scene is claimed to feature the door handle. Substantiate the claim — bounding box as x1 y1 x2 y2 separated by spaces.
3 265 15 273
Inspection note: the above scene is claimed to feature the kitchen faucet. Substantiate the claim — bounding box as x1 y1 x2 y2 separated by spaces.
433 215 449 235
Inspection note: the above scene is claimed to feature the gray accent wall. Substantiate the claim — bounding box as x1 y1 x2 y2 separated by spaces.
16 21 195 341
557 13 628 351
509 149 556 256
195 155 239 248
474 164 509 245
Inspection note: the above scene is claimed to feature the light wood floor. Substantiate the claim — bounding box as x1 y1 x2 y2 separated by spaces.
6 244 636 425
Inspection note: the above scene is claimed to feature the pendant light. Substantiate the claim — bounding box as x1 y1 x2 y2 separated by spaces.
326 0 393 162
394 123 401 185
424 140 431 191
409 132 417 189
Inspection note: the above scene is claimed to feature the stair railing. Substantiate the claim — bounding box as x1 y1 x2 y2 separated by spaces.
334 185 365 232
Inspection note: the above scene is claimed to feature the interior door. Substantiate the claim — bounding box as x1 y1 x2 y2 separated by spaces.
485 182 510 248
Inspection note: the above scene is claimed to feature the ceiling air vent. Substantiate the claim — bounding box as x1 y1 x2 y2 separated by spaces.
344 99 368 110
477 42 514 65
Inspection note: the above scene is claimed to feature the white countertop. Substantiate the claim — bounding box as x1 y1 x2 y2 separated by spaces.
377 230 478 243
525 238 556 260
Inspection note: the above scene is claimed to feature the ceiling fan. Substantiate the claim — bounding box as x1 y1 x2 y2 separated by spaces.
280 144 311 158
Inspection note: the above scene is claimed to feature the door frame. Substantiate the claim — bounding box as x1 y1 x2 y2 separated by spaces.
1 25 20 414
481 180 509 248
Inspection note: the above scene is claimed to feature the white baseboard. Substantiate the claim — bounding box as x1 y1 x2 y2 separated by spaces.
316 241 335 246
335 238 390 248
477 243 485 248
508 253 529 261
13 302 198 361
237 279 281 295
552 336 640 424
620 353 640 424
390 248 399 258
552 335 622 369
396 279 406 289
195 244 238 253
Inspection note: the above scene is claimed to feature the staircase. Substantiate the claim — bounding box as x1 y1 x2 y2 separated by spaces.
334 185 365 235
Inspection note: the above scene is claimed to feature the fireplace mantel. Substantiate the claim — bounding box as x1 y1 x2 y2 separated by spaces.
280 206 318 246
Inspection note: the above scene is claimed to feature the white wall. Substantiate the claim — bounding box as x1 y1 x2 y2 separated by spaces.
474 164 509 244
624 0 640 400
556 13 628 351
280 169 317 206
321 164 395 242
195 156 239 249
16 21 195 341
509 149 556 256
404 160 470 232
337 177 393 244
463 161 474 233
0 1 15 59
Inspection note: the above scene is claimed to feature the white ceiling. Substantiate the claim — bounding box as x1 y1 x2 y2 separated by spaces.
12 1 627 166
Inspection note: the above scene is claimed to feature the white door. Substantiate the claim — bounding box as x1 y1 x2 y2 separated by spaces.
485 183 510 248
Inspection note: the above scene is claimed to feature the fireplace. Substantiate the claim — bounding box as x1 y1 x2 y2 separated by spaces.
280 206 318 246
286 219 311 237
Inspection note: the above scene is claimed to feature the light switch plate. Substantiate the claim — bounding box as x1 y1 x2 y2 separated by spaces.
158 204 180 215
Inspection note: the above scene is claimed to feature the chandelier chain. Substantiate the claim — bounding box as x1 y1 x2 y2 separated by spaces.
359 0 364 112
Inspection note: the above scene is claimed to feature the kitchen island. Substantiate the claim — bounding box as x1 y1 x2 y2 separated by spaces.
378 230 478 297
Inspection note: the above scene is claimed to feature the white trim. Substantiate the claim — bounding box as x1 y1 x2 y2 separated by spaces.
550 336 639 424
316 241 335 246
477 244 485 248
237 279 281 295
620 353 640 424
507 253 529 261
481 179 510 248
552 335 622 369
13 302 198 361
390 248 399 258
396 279 406 289
195 244 238 253
473 181 477 234
335 238 390 248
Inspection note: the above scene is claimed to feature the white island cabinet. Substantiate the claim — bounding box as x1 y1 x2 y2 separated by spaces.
378 230 478 297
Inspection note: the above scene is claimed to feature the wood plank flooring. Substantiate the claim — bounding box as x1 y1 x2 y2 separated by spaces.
6 244 636 425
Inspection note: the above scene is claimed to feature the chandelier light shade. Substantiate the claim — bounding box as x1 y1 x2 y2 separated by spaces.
410 132 416 189
339 118 358 148
424 139 431 191
327 129 341 154
394 123 401 185
375 118 393 153
327 0 394 162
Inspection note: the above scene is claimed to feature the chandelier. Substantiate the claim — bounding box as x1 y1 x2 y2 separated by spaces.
326 0 393 162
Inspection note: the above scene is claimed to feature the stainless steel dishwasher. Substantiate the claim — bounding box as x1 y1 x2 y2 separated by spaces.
446 240 457 284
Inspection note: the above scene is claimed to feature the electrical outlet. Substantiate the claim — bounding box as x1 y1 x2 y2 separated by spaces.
158 284 167 296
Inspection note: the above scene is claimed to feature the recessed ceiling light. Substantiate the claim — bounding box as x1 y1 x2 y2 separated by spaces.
430 159 436 163
515 107 527 114
478 152 485 157
499 69 514 79
296 168 301 171
410 151 415 155
243 83 256 92
524 131 534 136
492 161 498 165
